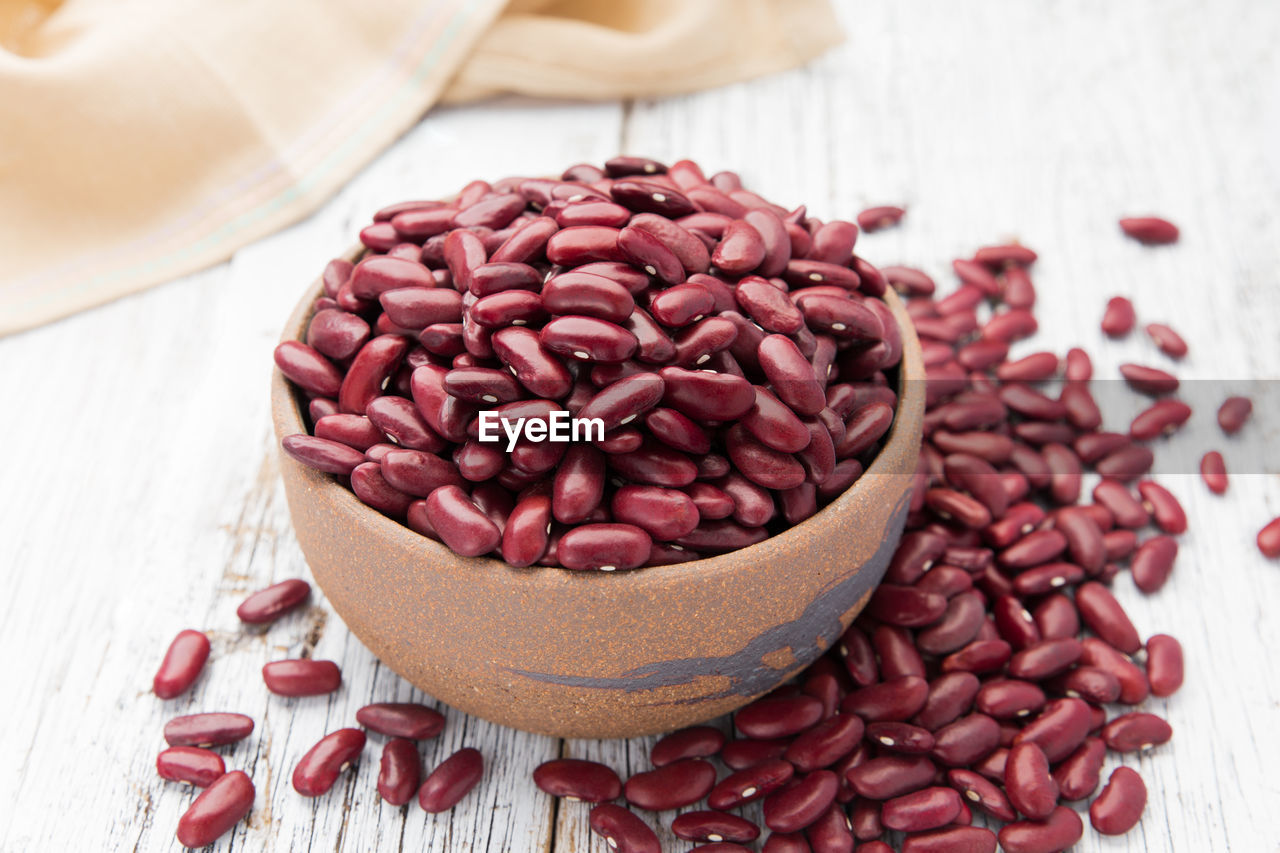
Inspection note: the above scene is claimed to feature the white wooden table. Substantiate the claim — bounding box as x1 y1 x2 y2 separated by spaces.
3 2 1279 850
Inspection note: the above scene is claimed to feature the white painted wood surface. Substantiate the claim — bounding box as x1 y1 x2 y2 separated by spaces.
3 1 1279 850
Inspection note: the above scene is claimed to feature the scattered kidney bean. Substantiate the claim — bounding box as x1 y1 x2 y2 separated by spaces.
1200 451 1228 494
1119 216 1179 245
157 746 226 788
998 805 1083 853
589 803 661 853
355 702 445 739
533 758 622 802
236 579 311 625
900 826 998 853
418 747 484 812
153 629 210 699
378 738 421 805
625 759 717 811
763 770 839 833
708 758 795 809
175 770 255 848
1218 396 1253 434
1102 712 1173 752
1100 296 1136 337
673 810 761 844
1257 516 1280 558
1090 766 1147 835
293 728 366 796
261 659 341 696
164 713 254 748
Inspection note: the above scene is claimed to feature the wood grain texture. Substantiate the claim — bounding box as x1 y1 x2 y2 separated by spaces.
3 1 1279 850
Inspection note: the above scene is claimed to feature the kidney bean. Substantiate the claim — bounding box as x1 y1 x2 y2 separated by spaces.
531 758 622 802
353 702 445 740
609 485 698 541
842 676 930 722
1003 742 1057 820
867 722 936 755
998 528 1067 569
1218 395 1253 433
157 746 226 788
912 672 980 732
659 366 757 422
275 341 345 398
1119 215 1178 244
865 585 947 628
1130 534 1178 593
930 714 1000 767
710 219 766 274
1103 712 1173 752
672 811 761 844
990 596 1041 651
371 738 420 806
801 803 853 853
1052 736 1106 801
975 680 1045 721
1260 516 1280 558
1199 450 1228 494
307 309 370 362
1100 295 1136 337
540 271 635 323
709 758 795 810
588 803 661 853
1141 633 1184 697
940 639 1012 675
649 726 725 768
1131 397 1193 440
236 579 311 626
944 768 1015 822
420 485 499 556
175 769 254 848
1012 697 1091 762
261 659 341 697
1070 582 1138 653
998 805 1083 853
488 327 571 399
624 758 716 811
628 213 711 274
914 592 984 655
915 565 975 599
418 747 484 812
900 826 997 853
1090 766 1147 835
153 629 210 699
1008 638 1082 681
293 727 366 796
163 713 254 748
845 755 937 800
872 625 926 681
339 336 410 414
557 523 651 571
880 786 962 833
1077 637 1149 705
737 387 811 454
783 714 864 772
763 770 839 833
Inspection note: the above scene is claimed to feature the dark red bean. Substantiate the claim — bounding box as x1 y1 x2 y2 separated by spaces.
873 625 926 680
164 713 254 748
999 529 1067 569
915 592 985 655
1119 216 1179 244
175 770 254 848
866 722 935 755
293 727 365 797
652 726 726 767
866 585 948 628
261 659 341 697
880 786 962 833
1136 480 1187 534
939 639 1012 675
418 747 484 812
1103 712 1173 752
275 341 345 397
709 757 795 809
1100 296 1136 337
856 206 905 231
842 676 929 722
736 694 824 739
1130 398 1192 440
900 826 998 853
945 769 1015 822
1008 638 1082 680
1090 766 1147 835
1200 451 1228 494
1131 534 1178 593
759 334 826 415
845 755 937 800
1074 581 1140 653
991 596 1041 651
763 770 839 833
1004 742 1057 820
1012 697 1092 762
1260 516 1280 558
930 714 1000 767
785 714 865 771
998 805 1083 853
1146 634 1184 696
376 738 420 806
625 758 716 810
913 672 980 732
558 523 651 571
673 810 761 844
237 579 311 625
355 702 444 739
1094 443 1154 481
975 680 1045 721
424 485 501 557
533 758 622 802
1079 637 1149 704
153 629 210 699
1053 736 1106 800
157 746 226 788
589 803 661 853
1218 396 1253 434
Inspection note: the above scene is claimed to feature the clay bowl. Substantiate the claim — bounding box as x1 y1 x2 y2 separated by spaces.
272 248 925 739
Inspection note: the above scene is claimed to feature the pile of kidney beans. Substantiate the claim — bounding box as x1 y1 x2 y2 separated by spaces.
150 159 1280 850
275 156 903 570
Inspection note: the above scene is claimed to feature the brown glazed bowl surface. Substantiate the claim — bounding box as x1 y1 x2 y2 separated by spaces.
272 248 925 738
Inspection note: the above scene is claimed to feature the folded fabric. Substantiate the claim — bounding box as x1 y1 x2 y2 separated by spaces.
0 0 842 336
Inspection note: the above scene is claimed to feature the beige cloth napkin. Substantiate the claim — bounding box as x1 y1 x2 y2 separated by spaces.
0 0 841 336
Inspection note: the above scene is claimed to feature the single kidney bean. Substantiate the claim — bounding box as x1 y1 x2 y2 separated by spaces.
1103 712 1173 752
1004 742 1057 819
629 213 711 274
945 768 1015 822
758 334 826 415
377 738 421 805
659 366 757 422
275 341 345 397
845 755 936 800
709 758 794 809
1131 534 1178 593
842 676 929 722
350 462 414 516
1136 480 1187 534
785 713 865 772
1053 736 1106 800
308 308 370 361
355 702 444 739
611 485 699 541
1260 516 1280 558
930 714 1000 767
500 493 552 567
1007 638 1082 681
900 825 997 853
339 335 410 414
558 523 652 571
540 315 637 363
763 770 839 833
673 810 761 844
1074 581 1140 653
237 579 311 625
533 758 622 802
913 672 981 732
164 713 254 748
1119 215 1178 244
975 679 1045 721
1218 395 1253 433
381 449 465 497
939 639 1012 675
1130 398 1193 440
867 722 936 755
1079 637 1149 704
880 786 962 832
652 725 726 767
991 596 1041 651
1050 666 1121 704
915 592 985 655
418 747 484 812
625 758 716 810
1146 634 1184 696
490 327 573 399
1100 295 1136 337
157 746 226 788
1000 806 1084 853
736 693 824 739
866 586 947 628
153 629 210 699
262 659 341 697
872 625 926 681
1090 766 1147 835
589 803 661 853
1200 450 1228 494
176 769 255 848
713 219 767 274
425 485 501 557
294 727 366 797
1012 697 1092 762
